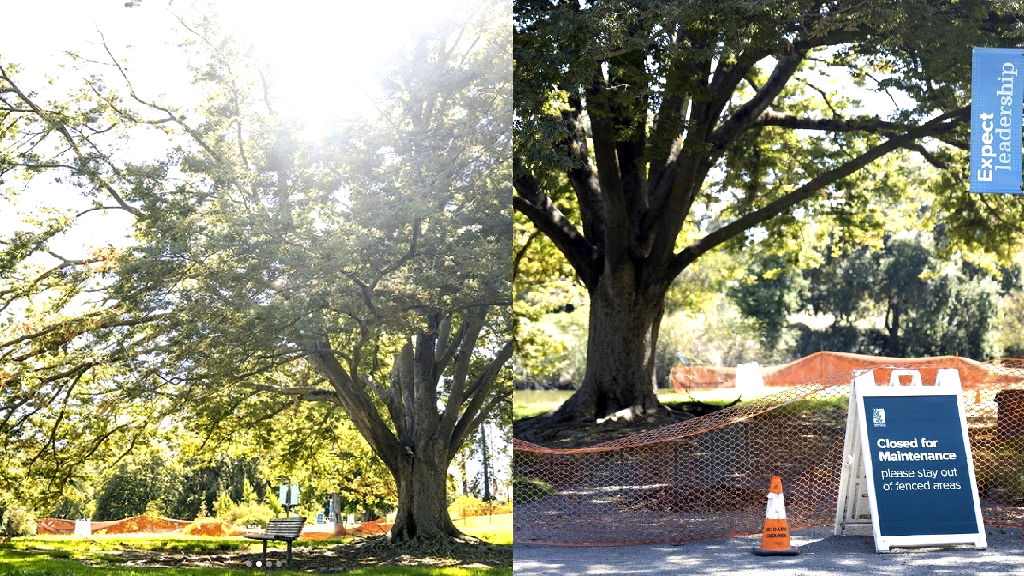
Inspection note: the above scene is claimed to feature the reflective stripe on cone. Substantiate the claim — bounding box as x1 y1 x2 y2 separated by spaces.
752 476 799 556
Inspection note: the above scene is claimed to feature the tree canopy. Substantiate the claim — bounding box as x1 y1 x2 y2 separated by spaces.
513 0 1024 424
1 0 511 544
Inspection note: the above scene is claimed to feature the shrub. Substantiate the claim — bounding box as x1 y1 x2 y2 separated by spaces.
448 494 484 516
212 489 235 519
216 501 276 528
447 494 511 519
0 504 37 537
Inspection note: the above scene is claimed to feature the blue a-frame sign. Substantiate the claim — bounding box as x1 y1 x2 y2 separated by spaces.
835 369 986 552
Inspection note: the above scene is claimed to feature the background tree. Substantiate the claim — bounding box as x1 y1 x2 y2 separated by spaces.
0 1 510 546
728 254 804 351
514 0 1023 423
996 266 1024 358
92 454 177 521
788 234 1002 358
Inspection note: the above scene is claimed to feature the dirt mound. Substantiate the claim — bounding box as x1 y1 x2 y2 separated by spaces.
349 519 391 536
92 515 190 535
181 518 242 537
671 351 1022 391
300 518 398 539
298 529 337 541
514 400 720 447
36 518 75 535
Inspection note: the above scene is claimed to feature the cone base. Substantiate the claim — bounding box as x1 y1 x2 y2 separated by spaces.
751 547 799 556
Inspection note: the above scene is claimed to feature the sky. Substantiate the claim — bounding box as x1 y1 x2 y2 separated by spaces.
0 0 476 253
2 0 473 123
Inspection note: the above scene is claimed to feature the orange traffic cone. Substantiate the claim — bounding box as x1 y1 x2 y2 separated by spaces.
752 476 799 556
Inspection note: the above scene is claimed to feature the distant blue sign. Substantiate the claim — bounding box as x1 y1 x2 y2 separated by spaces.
970 47 1024 193
861 395 977 536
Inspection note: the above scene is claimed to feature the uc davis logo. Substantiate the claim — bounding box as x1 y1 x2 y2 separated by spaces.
872 408 886 428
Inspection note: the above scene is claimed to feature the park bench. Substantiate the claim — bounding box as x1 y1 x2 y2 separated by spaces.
244 516 305 567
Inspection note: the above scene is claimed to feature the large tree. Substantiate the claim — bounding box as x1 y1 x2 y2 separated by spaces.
513 0 1021 423
1 3 510 544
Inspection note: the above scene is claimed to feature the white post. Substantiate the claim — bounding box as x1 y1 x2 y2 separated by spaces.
74 519 91 537
735 362 765 394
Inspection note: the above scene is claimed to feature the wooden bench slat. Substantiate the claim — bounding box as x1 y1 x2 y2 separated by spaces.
243 517 305 542
243 516 306 567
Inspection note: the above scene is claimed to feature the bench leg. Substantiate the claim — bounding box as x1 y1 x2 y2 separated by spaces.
287 540 293 564
262 540 267 567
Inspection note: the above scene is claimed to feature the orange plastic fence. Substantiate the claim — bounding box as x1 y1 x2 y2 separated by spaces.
35 518 74 535
515 355 1024 546
35 513 392 538
37 514 191 535
671 351 1016 391
181 518 243 537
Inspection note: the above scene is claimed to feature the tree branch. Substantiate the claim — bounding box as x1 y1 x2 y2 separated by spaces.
449 339 511 447
709 41 806 152
666 107 968 281
560 93 606 248
304 340 401 471
99 35 223 163
584 74 630 266
0 312 167 361
513 158 597 288
437 313 486 438
753 111 903 133
249 383 338 403
902 143 949 170
451 388 507 458
648 25 698 189
0 68 144 219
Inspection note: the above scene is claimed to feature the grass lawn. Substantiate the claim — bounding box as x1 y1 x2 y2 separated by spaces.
2 535 252 554
0 530 512 576
0 550 509 575
513 387 761 420
454 513 512 545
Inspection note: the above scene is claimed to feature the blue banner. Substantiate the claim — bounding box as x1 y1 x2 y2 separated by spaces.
862 395 977 536
971 47 1024 193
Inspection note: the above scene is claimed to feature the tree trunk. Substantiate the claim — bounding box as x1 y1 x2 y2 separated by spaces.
389 444 459 543
304 312 511 545
884 301 902 356
479 425 493 501
557 268 666 421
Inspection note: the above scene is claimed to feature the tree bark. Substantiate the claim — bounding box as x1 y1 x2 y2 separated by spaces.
884 301 902 357
389 443 459 543
303 312 510 544
479 425 493 501
556 267 666 421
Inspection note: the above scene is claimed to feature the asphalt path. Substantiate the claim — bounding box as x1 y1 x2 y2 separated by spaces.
513 526 1024 575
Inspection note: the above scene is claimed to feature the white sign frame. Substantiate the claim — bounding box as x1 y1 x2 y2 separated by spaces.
835 368 986 552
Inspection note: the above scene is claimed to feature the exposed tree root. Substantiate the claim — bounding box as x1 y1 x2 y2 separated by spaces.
355 533 502 560
514 399 732 448
512 410 574 442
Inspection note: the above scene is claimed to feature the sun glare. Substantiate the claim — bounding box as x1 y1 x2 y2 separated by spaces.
4 1 483 132
0 0 484 245
214 0 480 135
